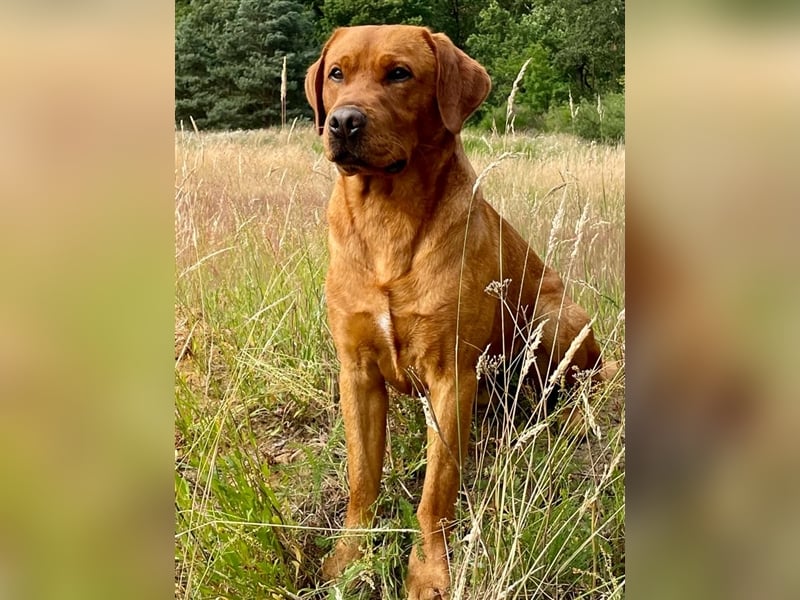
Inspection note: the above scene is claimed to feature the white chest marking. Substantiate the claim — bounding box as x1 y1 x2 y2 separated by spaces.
376 312 393 340
375 307 400 377
376 311 401 376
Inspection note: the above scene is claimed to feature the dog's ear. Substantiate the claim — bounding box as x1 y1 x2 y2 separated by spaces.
305 54 327 135
426 32 491 134
305 30 343 136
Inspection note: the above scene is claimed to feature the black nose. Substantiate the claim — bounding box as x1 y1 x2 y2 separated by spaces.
328 107 367 140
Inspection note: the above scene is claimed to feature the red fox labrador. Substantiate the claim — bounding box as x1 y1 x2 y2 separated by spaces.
305 24 602 599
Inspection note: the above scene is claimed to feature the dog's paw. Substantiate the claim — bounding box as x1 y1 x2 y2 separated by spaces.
321 538 363 581
407 585 450 600
406 546 450 600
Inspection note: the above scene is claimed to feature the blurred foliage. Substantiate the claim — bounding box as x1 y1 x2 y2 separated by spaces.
174 0 624 141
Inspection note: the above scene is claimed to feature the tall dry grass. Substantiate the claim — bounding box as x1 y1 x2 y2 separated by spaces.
176 127 330 265
175 126 624 599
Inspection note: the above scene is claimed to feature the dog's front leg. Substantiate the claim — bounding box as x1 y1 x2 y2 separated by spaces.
322 358 388 580
406 371 476 600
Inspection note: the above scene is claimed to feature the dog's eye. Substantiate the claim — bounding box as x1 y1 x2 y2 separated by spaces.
328 67 344 82
387 67 412 83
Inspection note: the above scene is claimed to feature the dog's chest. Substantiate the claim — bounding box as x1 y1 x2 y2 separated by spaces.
367 281 455 394
361 228 416 288
373 311 420 393
328 191 460 389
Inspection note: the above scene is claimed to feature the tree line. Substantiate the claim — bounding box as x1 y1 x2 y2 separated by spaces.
175 0 624 141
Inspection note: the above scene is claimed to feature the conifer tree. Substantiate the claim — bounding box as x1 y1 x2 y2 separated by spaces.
176 0 316 130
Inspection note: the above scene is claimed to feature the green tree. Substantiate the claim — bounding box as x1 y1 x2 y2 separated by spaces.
528 0 625 98
317 0 479 46
175 0 238 128
466 0 624 132
320 0 434 30
175 0 192 23
175 0 317 130
467 2 563 120
175 0 624 135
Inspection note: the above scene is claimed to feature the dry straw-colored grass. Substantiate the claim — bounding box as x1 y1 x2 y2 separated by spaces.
175 127 331 271
176 127 624 289
174 125 625 599
467 134 624 272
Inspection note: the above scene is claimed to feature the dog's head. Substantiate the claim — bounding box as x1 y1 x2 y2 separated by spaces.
305 25 491 176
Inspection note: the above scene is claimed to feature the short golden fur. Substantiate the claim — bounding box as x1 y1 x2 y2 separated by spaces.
306 24 602 600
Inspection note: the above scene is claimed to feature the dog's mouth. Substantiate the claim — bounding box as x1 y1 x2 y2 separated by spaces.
331 149 407 176
384 160 407 174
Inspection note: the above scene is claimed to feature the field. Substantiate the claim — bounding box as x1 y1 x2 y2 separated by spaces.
175 125 625 599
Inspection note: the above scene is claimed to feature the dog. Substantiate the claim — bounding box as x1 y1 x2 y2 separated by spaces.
305 24 602 600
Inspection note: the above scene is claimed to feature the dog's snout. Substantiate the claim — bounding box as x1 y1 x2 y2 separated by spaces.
328 107 367 140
